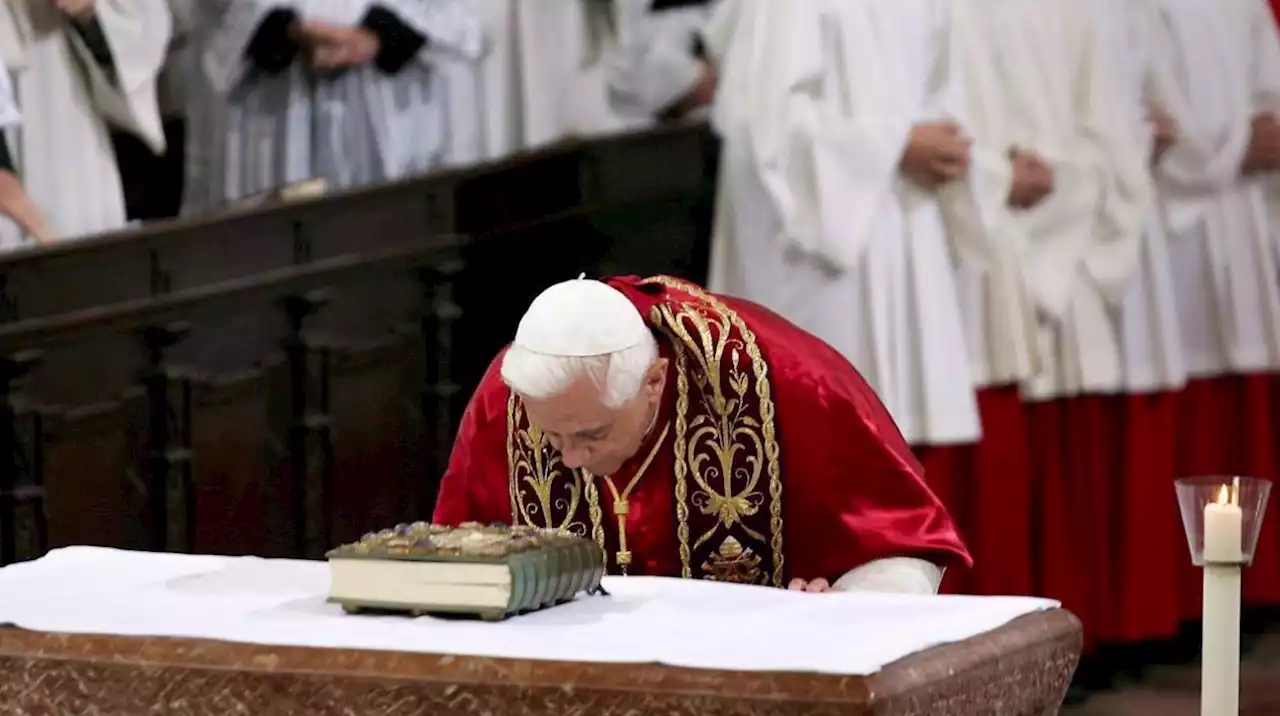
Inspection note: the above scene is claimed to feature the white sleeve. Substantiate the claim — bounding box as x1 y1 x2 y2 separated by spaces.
65 0 173 153
374 0 486 62
0 58 18 129
605 0 708 118
833 558 945 595
200 0 297 97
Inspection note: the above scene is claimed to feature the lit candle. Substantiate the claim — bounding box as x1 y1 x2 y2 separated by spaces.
1201 483 1242 716
1203 485 1243 563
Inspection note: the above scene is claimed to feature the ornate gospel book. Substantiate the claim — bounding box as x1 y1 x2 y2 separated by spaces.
326 522 606 621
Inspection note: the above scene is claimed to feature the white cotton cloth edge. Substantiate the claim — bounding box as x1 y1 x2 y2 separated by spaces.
0 547 1059 676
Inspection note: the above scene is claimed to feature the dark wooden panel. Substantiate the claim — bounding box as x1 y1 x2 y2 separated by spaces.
0 122 720 566
42 399 141 552
189 371 277 557
327 339 419 546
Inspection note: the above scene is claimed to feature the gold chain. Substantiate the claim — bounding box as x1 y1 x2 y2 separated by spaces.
595 422 671 575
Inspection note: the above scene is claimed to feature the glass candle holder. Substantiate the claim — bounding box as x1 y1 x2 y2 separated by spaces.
1176 476 1272 567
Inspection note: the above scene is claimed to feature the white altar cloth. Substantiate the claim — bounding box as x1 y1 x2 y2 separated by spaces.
0 547 1059 676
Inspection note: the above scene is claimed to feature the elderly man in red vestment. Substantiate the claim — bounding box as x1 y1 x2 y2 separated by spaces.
433 275 970 593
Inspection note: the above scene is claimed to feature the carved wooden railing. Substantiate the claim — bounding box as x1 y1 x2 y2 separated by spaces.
0 122 718 564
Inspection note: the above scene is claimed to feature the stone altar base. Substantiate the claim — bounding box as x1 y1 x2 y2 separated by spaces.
0 610 1080 716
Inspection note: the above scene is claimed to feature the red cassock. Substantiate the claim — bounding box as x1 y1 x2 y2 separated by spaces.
433 275 971 586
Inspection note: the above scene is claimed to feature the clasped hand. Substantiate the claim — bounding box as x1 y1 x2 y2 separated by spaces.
1243 113 1280 174
900 122 971 188
788 577 833 593
1007 148 1054 209
291 21 380 71
53 0 95 24
1148 105 1178 165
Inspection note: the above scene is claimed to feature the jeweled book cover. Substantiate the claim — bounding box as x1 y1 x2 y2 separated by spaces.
326 521 606 620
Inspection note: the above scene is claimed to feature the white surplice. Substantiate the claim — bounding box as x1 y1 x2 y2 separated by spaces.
1153 0 1280 377
186 0 483 214
605 0 715 119
939 0 1151 400
0 0 170 246
706 0 981 445
0 57 17 129
438 0 640 167
1088 0 1187 393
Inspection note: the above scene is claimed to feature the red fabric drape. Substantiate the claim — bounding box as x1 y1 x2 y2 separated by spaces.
920 373 1280 649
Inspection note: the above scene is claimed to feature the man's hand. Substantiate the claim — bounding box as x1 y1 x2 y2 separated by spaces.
900 122 971 188
1007 148 1054 209
0 172 53 245
1148 105 1178 165
1243 113 1280 174
662 60 718 121
54 0 95 24
788 577 833 593
297 22 381 71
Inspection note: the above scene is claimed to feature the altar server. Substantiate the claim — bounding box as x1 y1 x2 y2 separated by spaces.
1152 0 1280 379
188 0 484 211
0 0 170 242
1086 0 1188 644
937 0 1152 632
605 0 717 121
705 0 982 447
437 0 639 167
941 0 1150 400
434 276 971 594
1152 0 1280 615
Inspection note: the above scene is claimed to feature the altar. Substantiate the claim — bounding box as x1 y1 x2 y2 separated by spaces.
0 548 1082 715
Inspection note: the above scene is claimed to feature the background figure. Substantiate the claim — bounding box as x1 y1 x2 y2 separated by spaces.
1154 0 1280 379
707 0 981 446
941 0 1149 400
0 57 51 243
115 0 194 221
435 0 632 167
188 0 484 214
0 0 170 245
605 0 717 121
938 0 1151 640
1084 0 1189 646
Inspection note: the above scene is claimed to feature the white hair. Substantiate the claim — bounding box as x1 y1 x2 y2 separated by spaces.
501 332 660 408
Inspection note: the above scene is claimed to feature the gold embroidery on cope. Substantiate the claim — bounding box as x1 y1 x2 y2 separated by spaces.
506 394 600 539
641 276 786 587
702 536 764 584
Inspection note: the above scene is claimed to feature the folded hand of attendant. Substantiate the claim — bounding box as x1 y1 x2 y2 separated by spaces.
1243 113 1280 174
900 121 971 189
53 0 94 24
1148 105 1178 165
292 22 381 71
1007 148 1054 209
656 60 719 123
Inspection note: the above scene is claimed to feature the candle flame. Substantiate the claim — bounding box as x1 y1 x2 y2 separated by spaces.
1214 485 1231 505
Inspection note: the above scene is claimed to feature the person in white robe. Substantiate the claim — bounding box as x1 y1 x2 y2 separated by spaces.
0 58 50 244
1151 0 1280 377
1087 0 1186 392
939 0 1152 400
187 0 484 214
0 0 170 245
705 0 982 445
605 0 717 122
435 0 638 167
